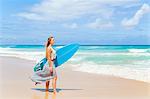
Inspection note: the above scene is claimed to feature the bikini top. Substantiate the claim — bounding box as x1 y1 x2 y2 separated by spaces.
48 45 56 60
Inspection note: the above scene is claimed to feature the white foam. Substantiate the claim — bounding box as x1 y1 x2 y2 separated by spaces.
71 62 150 83
1 48 150 83
55 46 63 49
128 49 150 53
77 51 150 56
0 48 45 62
84 46 101 49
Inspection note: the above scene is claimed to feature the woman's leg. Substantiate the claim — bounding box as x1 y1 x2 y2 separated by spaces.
46 80 50 91
52 70 57 93
52 76 57 93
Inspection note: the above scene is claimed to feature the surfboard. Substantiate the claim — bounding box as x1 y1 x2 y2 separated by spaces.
34 43 79 72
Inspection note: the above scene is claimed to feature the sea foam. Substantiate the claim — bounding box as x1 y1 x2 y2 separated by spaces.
0 47 150 83
70 61 150 83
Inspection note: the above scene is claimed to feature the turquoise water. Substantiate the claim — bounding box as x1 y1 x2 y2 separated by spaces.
0 45 150 82
1 45 150 51
0 45 150 66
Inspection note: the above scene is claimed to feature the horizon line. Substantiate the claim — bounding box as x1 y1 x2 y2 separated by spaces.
0 44 150 46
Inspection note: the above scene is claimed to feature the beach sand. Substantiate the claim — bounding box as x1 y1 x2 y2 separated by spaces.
0 56 150 99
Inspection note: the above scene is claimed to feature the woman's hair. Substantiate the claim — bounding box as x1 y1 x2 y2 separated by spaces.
46 36 54 47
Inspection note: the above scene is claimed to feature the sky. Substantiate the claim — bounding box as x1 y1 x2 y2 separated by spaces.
0 0 150 45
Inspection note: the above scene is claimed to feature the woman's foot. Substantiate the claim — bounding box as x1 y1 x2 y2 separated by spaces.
53 89 57 94
45 89 49 92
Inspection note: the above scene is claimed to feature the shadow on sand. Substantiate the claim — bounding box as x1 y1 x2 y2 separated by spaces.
31 88 83 93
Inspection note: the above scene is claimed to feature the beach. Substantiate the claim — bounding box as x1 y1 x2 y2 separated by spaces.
2 0 150 98
0 56 149 99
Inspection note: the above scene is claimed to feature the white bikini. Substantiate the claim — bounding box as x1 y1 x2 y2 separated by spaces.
48 45 56 61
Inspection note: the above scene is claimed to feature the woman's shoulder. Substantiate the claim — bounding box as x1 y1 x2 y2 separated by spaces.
47 45 52 48
46 45 52 51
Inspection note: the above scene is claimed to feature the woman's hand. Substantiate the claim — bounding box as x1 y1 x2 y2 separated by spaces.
50 66 53 73
48 60 53 76
50 66 53 76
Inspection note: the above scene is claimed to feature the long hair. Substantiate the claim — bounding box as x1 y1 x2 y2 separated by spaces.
46 36 54 47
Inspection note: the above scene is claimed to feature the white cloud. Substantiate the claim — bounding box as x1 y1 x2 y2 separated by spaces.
63 23 78 29
121 3 150 28
18 0 139 22
86 18 114 29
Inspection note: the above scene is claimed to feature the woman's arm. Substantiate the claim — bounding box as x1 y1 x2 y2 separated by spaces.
46 47 53 72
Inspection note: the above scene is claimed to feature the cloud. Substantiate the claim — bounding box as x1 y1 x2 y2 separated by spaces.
86 18 114 29
62 23 78 29
18 0 139 22
121 3 150 28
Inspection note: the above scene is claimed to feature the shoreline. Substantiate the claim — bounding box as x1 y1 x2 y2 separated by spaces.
0 56 150 99
0 55 150 84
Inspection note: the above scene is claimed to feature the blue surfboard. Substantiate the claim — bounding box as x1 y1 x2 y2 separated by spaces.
34 43 79 72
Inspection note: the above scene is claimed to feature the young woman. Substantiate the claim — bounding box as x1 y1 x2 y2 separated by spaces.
31 36 57 93
45 36 57 93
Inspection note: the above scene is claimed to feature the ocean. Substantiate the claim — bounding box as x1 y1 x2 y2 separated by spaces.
0 45 150 83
